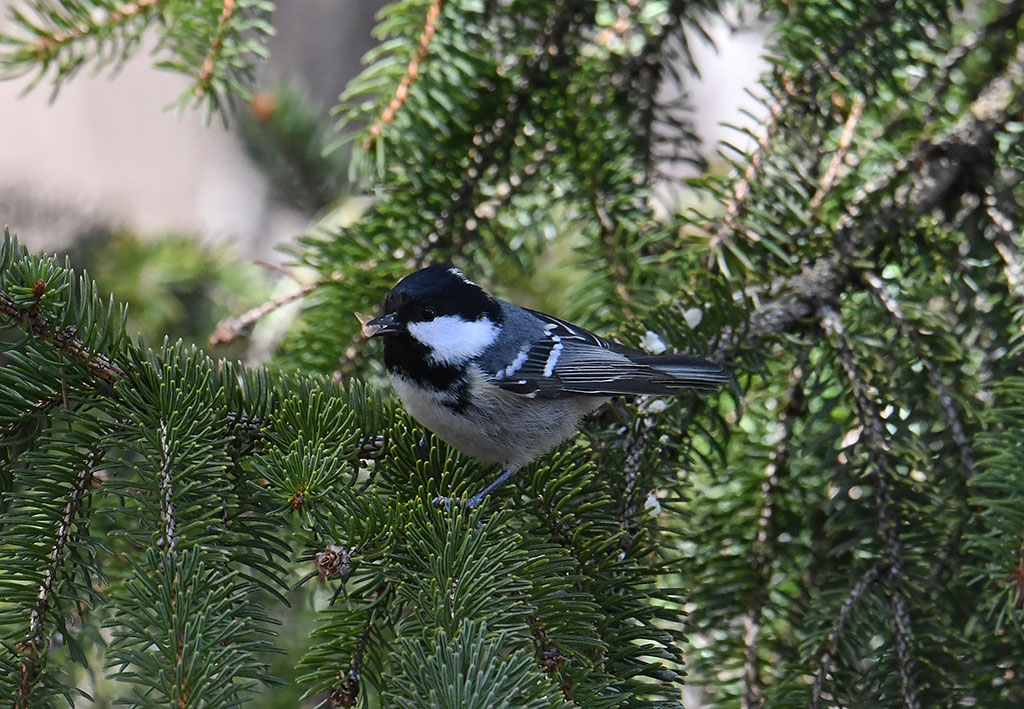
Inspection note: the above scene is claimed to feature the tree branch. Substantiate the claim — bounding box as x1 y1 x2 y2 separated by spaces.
809 96 865 208
0 291 124 382
741 366 805 709
820 305 920 709
985 183 1024 303
417 0 590 261
707 1 901 254
810 562 883 709
4 0 162 70
709 41 1024 365
208 280 320 348
330 598 381 708
363 0 446 150
194 0 237 96
15 450 103 708
862 271 977 481
158 418 177 554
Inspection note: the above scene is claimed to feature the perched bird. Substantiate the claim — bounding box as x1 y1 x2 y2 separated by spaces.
365 265 729 507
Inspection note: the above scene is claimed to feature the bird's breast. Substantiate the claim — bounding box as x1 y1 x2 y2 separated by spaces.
388 367 606 468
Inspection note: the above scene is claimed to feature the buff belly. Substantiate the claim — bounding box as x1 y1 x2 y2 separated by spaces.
389 369 606 469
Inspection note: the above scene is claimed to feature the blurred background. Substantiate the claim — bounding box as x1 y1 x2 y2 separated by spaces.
0 0 765 359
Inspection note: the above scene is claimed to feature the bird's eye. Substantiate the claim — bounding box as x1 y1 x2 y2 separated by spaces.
422 306 437 321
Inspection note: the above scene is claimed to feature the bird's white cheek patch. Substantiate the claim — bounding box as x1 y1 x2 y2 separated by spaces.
408 316 499 364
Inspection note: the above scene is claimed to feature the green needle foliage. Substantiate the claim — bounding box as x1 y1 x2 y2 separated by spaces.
0 0 273 114
3 0 1024 707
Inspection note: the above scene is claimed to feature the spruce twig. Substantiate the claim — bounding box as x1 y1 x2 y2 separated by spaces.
810 562 883 709
208 281 321 348
741 366 805 709
14 451 103 709
985 185 1024 303
157 418 178 554
194 0 238 97
0 0 163 73
809 96 865 209
363 0 446 151
710 41 1024 364
418 0 589 260
0 291 124 382
862 271 977 481
820 305 920 709
707 0 901 255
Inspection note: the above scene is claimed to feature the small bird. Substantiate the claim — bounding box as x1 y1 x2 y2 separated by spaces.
365 265 729 507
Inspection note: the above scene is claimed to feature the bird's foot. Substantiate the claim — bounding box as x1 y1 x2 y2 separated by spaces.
432 494 483 509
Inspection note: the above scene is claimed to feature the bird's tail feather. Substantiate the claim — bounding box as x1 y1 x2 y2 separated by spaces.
631 353 731 389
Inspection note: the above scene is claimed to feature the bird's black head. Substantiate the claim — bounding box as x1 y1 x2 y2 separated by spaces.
368 265 504 373
381 264 500 329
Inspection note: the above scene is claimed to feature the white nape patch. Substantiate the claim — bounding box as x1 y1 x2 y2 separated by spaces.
408 315 498 364
447 267 477 286
542 336 563 377
499 346 530 379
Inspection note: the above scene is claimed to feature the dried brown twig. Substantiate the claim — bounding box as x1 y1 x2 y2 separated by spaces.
208 281 320 348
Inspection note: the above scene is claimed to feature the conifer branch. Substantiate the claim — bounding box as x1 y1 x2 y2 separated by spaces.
820 305 920 709
15 450 102 709
158 419 178 554
423 0 587 251
532 624 575 706
0 393 64 438
194 0 237 97
707 1 900 254
710 40 1024 364
618 0 691 181
208 280 320 347
809 96 865 209
741 367 805 709
792 0 900 90
706 97 784 253
2 0 162 71
329 606 373 708
363 0 445 150
0 291 124 381
411 137 559 268
924 2 1024 126
810 562 883 709
984 185 1024 303
617 400 651 532
862 271 977 481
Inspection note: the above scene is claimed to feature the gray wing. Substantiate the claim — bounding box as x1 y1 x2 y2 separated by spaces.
488 308 729 399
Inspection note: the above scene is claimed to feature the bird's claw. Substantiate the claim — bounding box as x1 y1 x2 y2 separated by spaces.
432 495 484 509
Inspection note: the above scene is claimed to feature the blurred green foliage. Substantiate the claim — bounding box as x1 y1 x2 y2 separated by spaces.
67 228 271 357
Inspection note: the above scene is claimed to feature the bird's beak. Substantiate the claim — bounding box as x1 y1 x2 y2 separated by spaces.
364 312 404 337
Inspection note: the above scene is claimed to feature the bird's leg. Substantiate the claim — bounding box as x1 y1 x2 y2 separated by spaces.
433 464 523 509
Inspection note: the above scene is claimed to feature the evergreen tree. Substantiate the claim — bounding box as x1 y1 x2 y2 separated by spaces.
2 1 1024 707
